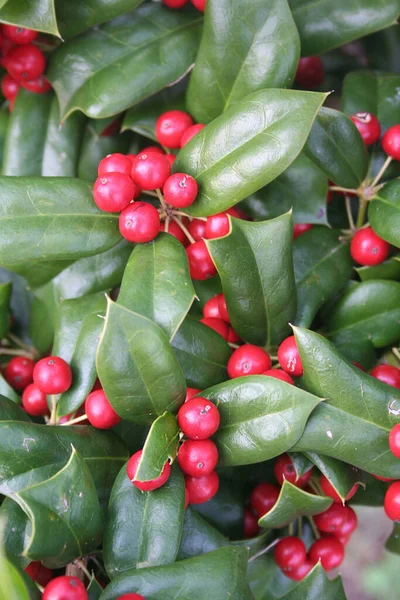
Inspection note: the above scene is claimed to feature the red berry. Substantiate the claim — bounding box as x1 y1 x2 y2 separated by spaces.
278 336 303 377
21 74 52 94
286 560 313 581
98 153 132 177
293 223 313 239
384 482 400 520
200 317 229 340
33 356 72 395
217 294 230 322
25 561 53 586
370 364 400 389
131 152 171 190
156 110 193 149
186 240 217 280
191 0 206 11
159 220 187 246
205 213 231 239
185 387 201 402
203 295 222 319
274 536 307 572
262 369 294 385
180 124 205 147
1 73 19 101
178 439 218 476
93 173 138 213
119 202 160 243
42 575 88 600
117 595 146 600
5 44 45 82
243 506 260 538
163 173 198 208
163 0 188 8
85 389 121 429
22 383 48 416
127 449 171 492
184 486 190 509
382 124 400 161
250 482 280 518
351 226 390 266
389 423 400 459
320 475 358 503
314 504 347 533
334 505 358 537
185 470 219 504
141 146 165 155
188 218 206 241
24 562 40 581
177 396 220 439
308 537 345 571
165 153 176 167
227 327 241 344
274 454 312 488
227 344 271 378
4 356 34 391
350 112 381 146
295 56 324 89
2 26 38 45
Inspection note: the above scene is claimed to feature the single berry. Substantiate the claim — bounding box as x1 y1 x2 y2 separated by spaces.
131 152 171 190
33 356 72 394
178 439 218 476
244 506 260 538
205 212 231 239
165 153 176 166
286 561 313 581
185 470 219 504
141 146 165 155
334 505 358 537
320 475 358 503
274 454 312 488
155 110 193 148
350 112 381 146
2 26 38 44
93 173 138 213
185 387 201 402
186 240 217 280
85 389 121 429
188 218 206 241
163 173 198 208
117 595 146 600
278 336 303 377
5 44 46 82
119 202 160 243
177 396 220 439
314 504 347 533
295 56 324 89
228 327 241 344
382 125 400 161
200 317 229 340
274 536 307 572
262 369 294 385
308 536 345 571
162 0 188 9
4 356 35 391
159 220 187 246
127 449 171 492
98 153 132 177
180 123 205 147
227 344 271 378
293 223 313 239
1 73 19 101
250 482 280 518
22 383 48 416
370 364 400 389
203 295 222 319
42 575 88 600
384 481 400 520
191 0 206 11
217 294 230 322
389 424 400 459
25 562 53 586
350 227 390 266
21 74 52 94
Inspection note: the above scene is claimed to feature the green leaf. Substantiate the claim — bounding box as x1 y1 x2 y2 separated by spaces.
0 177 120 288
386 522 400 555
87 575 104 600
134 412 179 482
171 316 231 389
247 554 296 600
0 268 31 344
0 375 21 404
0 395 29 421
304 107 368 188
356 256 400 282
96 299 186 424
104 464 185 579
177 507 229 561
0 108 9 167
364 26 400 74
186 0 300 123
100 546 253 600
304 452 362 503
258 480 332 529
0 498 30 568
78 122 133 182
0 281 11 338
287 452 314 478
240 153 328 225
118 234 195 341
174 88 327 217
0 0 59 36
279 564 346 599
369 179 400 249
289 0 399 55
201 376 321 467
207 213 296 347
2 90 85 177
293 227 353 328
193 475 245 538
48 4 203 120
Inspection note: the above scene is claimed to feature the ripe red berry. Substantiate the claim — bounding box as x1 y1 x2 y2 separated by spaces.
165 154 176 167
22 383 48 416
141 146 165 155
262 369 294 385
286 560 313 581
127 449 171 492
131 152 171 190
350 112 381 146
274 454 312 488
293 223 313 239
389 423 400 459
320 475 358 503
205 213 231 239
119 202 160 243
384 481 400 520
33 356 72 395
42 575 88 600
188 218 206 241
98 153 132 177
85 389 121 429
191 0 206 11
217 294 230 322
1 73 19 101
163 173 198 208
186 240 217 280
25 562 53 587
178 439 218 476
159 220 187 246
203 295 222 319
185 387 201 402
177 396 220 439
308 536 345 571
2 26 38 45
382 124 400 161
227 344 271 378
274 536 307 572
278 336 303 377
156 110 193 148
243 506 260 538
350 227 390 266
200 317 229 340
334 505 358 537
185 470 219 504
295 56 324 89
227 327 240 344
117 595 146 600
162 0 188 8
20 74 52 94
250 482 280 518
180 124 205 147
93 173 138 212
370 364 400 389
4 356 35 391
5 44 46 82
314 504 347 533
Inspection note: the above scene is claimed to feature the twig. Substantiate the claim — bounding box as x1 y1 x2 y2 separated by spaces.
0 348 36 359
74 558 92 580
307 516 321 540
371 155 392 187
171 215 195 244
356 199 368 229
345 195 355 231
248 538 281 562
328 186 358 195
59 414 88 426
48 395 57 425
155 187 167 208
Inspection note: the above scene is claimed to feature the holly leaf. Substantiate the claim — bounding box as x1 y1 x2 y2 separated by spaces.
174 89 327 217
279 563 346 599
186 0 299 123
207 212 296 348
304 107 368 188
193 475 245 538
87 575 104 600
134 412 179 482
0 281 12 339
356 256 400 282
177 507 229 561
369 179 400 249
48 4 202 120
304 452 362 503
103 464 185 579
287 452 314 478
0 395 29 420
201 376 321 467
96 299 186 424
0 375 21 405
0 0 59 36
118 234 195 341
247 554 296 600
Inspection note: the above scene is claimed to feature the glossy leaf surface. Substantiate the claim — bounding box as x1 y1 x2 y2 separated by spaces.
369 179 400 249
135 412 179 482
0 0 59 36
177 507 228 561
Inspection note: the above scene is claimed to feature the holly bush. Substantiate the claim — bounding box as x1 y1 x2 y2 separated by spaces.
1 1 400 599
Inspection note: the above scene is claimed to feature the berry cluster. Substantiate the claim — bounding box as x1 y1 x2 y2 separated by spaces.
162 0 206 11
0 25 50 109
35 573 145 600
201 292 240 343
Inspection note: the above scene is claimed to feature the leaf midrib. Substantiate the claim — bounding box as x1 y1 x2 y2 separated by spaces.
326 306 400 337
